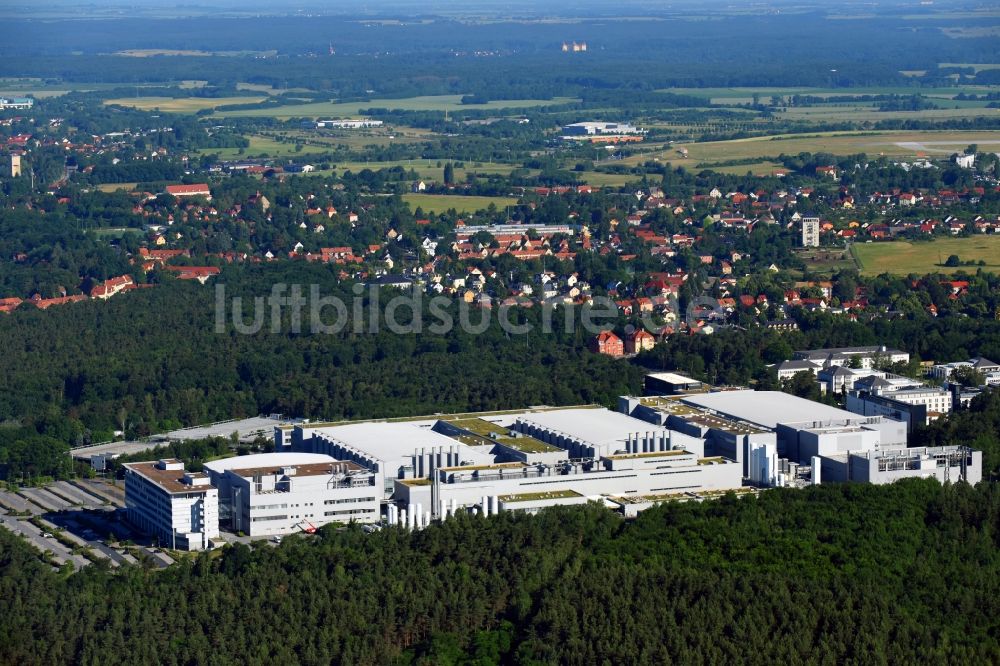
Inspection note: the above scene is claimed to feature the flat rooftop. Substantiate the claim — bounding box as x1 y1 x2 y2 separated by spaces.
603 450 691 460
124 462 213 495
310 421 481 464
498 490 583 503
227 461 365 478
204 452 336 475
516 408 670 450
646 372 701 385
680 390 858 430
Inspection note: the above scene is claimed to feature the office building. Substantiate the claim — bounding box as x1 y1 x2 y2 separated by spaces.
123 459 219 551
930 357 1000 383
204 453 378 537
0 97 33 110
793 346 910 370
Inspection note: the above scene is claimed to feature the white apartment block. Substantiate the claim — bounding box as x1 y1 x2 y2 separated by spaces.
123 459 219 551
801 217 820 247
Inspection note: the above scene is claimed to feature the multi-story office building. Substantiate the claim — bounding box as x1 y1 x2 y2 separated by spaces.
204 453 379 536
123 459 219 551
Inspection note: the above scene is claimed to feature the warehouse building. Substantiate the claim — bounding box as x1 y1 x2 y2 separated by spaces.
123 459 219 551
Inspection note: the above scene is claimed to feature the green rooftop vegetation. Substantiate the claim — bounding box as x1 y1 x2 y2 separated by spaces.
605 450 690 460
446 417 506 437
495 435 561 454
697 457 728 465
440 462 526 472
397 478 432 486
498 490 583 503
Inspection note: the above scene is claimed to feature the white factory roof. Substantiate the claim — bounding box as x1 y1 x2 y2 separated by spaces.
204 452 335 475
680 391 858 429
647 371 701 385
309 421 481 463
515 408 668 448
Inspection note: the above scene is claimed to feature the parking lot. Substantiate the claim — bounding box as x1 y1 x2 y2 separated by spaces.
0 480 174 570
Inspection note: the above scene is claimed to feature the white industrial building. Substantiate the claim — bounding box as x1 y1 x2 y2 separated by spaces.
279 406 744 521
314 119 384 129
123 459 219 551
123 391 985 545
818 446 981 485
619 389 980 488
203 453 379 536
561 121 642 137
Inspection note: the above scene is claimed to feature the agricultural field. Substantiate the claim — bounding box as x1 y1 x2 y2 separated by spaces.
328 160 522 183
622 131 1000 169
402 194 519 215
852 237 1000 275
104 96 266 112
656 85 998 105
215 95 578 118
938 63 1000 73
779 105 998 124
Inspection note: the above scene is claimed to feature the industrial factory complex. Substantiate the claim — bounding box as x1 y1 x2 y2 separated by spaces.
122 377 982 550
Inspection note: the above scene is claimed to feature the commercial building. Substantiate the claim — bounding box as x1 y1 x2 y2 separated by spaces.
0 97 34 110
204 453 378 537
844 372 952 428
313 119 384 129
930 357 1000 383
793 346 910 370
123 459 219 550
644 371 703 395
775 359 822 381
561 121 642 137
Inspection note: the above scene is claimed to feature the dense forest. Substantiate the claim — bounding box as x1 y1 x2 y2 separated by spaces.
0 264 645 479
0 479 998 664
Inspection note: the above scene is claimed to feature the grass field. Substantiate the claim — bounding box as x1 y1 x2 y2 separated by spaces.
327 159 522 182
852 237 1000 275
204 135 331 159
104 96 266 112
622 131 1000 169
96 183 138 193
403 194 519 215
795 248 858 276
215 95 577 118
